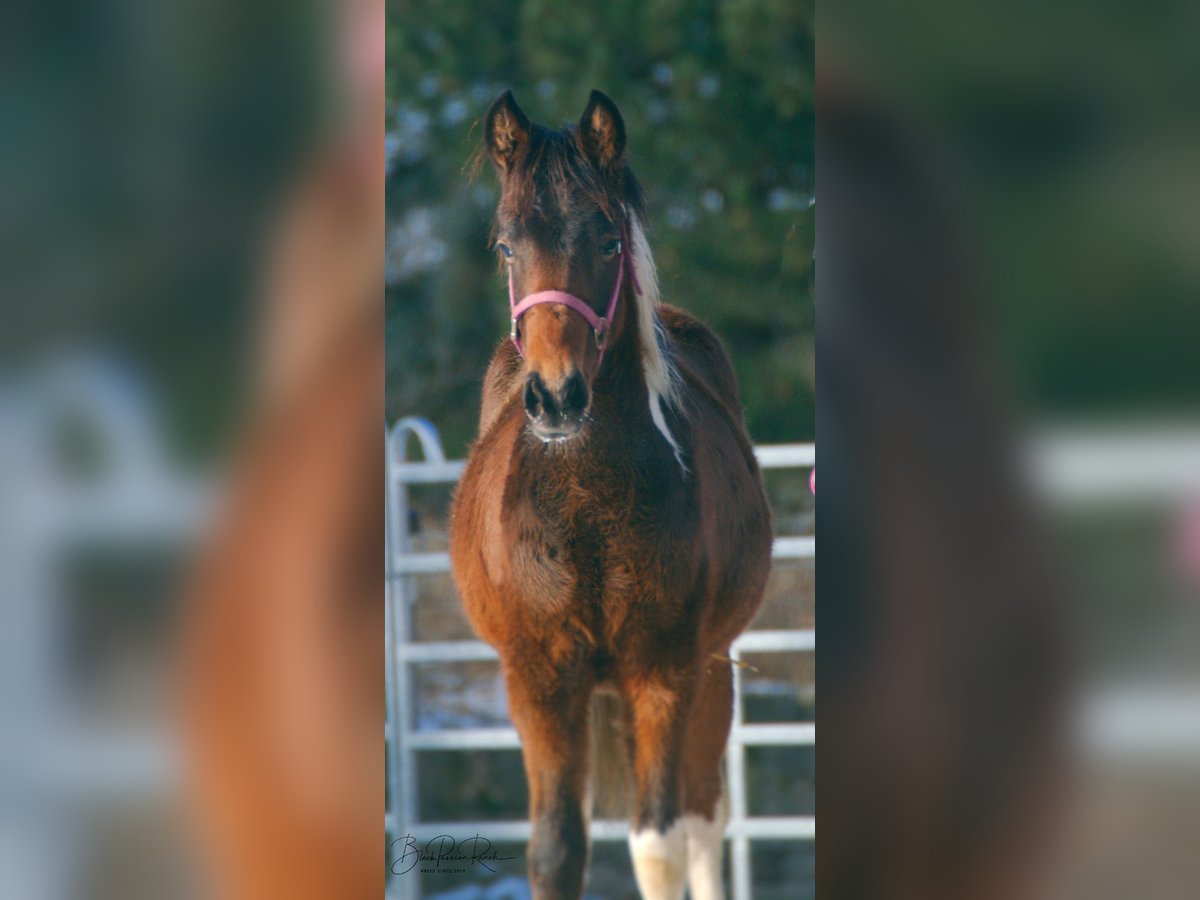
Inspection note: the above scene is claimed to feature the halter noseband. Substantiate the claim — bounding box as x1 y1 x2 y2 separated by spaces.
508 221 642 367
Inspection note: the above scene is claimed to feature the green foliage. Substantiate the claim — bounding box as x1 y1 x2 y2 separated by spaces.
387 0 814 456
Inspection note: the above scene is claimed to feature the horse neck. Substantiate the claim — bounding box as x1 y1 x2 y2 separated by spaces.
592 281 651 407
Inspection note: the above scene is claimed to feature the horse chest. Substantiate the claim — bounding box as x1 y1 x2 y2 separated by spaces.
507 501 616 607
501 466 687 623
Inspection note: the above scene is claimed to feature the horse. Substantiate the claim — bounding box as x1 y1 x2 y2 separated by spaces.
449 89 773 900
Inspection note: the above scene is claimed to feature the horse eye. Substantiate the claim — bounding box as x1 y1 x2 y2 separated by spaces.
497 243 514 259
601 238 621 257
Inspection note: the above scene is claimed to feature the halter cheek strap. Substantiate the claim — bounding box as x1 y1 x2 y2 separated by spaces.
508 222 641 368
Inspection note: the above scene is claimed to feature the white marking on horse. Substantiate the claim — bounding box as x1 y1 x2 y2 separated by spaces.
683 793 729 900
629 820 687 900
628 215 687 473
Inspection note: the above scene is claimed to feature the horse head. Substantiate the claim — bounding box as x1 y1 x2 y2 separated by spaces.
482 88 642 442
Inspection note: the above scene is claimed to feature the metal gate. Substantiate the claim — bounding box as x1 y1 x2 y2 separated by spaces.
386 417 815 899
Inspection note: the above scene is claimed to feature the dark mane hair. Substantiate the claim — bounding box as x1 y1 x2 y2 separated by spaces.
472 119 648 239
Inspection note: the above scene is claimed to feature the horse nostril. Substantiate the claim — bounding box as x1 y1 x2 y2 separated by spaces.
524 373 553 419
559 371 589 417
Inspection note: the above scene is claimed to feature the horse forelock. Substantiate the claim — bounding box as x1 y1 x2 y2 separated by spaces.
496 125 618 230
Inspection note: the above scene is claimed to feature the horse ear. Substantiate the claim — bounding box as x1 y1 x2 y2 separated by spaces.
579 90 626 170
484 90 531 175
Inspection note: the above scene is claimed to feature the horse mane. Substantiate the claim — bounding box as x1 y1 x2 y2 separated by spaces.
626 213 686 471
473 121 686 470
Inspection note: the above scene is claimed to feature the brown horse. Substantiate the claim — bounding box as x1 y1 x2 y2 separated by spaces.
449 89 772 900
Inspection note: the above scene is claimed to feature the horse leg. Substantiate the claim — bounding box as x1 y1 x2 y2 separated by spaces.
623 666 695 900
680 659 734 900
505 662 593 900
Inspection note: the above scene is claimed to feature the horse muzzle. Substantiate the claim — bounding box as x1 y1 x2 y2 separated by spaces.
524 370 589 442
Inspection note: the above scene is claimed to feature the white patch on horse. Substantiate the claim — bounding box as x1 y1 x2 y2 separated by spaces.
582 773 595 878
628 214 687 473
629 821 687 900
683 793 729 900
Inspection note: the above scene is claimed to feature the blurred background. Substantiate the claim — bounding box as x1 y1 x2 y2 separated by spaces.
821 1 1200 898
385 2 815 898
1 1 383 898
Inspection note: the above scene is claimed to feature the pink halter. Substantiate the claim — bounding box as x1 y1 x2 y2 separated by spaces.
508 222 642 367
